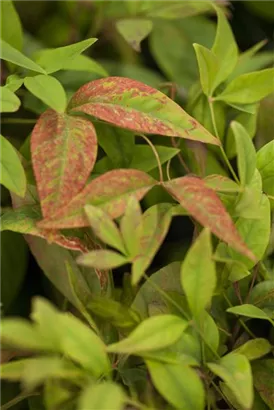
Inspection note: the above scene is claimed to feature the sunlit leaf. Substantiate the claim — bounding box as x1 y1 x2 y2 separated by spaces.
0 0 23 50
204 175 242 193
227 304 273 324
164 176 256 261
77 249 128 270
116 18 153 51
68 77 219 145
31 109 97 218
62 54 108 77
0 87 21 113
193 43 218 96
5 74 24 92
257 140 274 197
234 339 272 361
79 382 125 410
120 195 142 257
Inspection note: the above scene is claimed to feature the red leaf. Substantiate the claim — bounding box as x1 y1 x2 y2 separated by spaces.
38 169 156 229
164 176 256 261
68 77 219 146
31 109 97 218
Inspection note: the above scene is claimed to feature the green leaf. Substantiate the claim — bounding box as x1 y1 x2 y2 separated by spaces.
227 304 273 324
216 68 274 104
208 353 253 409
204 175 242 193
68 77 219 146
0 39 46 74
116 18 153 52
24 75 67 113
193 44 218 96
231 121 256 185
57 312 110 376
146 360 205 410
211 7 238 89
0 87 21 113
107 315 188 354
61 54 108 76
79 382 125 410
257 140 274 197
5 74 24 92
234 339 272 361
77 249 128 270
252 359 274 409
1 231 27 313
129 145 180 172
249 280 274 315
84 205 126 254
33 38 97 74
0 0 23 51
120 195 142 257
0 135 26 196
181 228 216 318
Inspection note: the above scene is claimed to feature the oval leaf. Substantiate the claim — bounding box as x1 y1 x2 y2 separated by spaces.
227 304 273 324
68 77 219 145
79 382 125 410
38 169 156 229
234 339 272 361
0 86 21 113
257 140 274 197
31 109 97 218
107 314 188 354
164 176 256 261
77 249 128 270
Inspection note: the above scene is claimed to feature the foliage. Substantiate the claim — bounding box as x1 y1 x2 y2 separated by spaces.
1 2 274 410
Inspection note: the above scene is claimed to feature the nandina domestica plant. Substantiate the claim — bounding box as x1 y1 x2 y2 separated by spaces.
1 1 274 409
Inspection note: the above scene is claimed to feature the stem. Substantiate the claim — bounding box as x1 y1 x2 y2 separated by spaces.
208 100 240 183
171 136 191 174
2 392 39 410
140 134 163 183
1 118 36 124
126 399 155 410
166 159 172 181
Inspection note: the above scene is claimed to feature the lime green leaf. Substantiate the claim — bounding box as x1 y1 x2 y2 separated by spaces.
57 313 110 376
129 145 180 172
33 38 97 74
227 304 273 324
24 75 67 113
107 315 188 354
234 339 272 361
252 359 274 409
61 54 108 76
84 205 126 254
146 360 205 410
0 0 23 51
193 43 218 96
79 382 125 410
208 353 253 409
77 249 128 270
120 195 142 257
216 68 274 104
181 228 216 318
211 7 238 89
0 39 46 73
5 74 24 92
116 18 153 52
204 175 242 193
231 121 256 185
0 87 21 113
0 135 26 196
257 140 274 197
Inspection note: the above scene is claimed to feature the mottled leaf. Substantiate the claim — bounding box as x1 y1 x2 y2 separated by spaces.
68 77 219 145
38 169 156 229
77 249 128 270
164 176 256 260
252 359 274 409
31 109 97 218
116 18 153 52
79 382 125 410
0 87 21 113
257 140 274 197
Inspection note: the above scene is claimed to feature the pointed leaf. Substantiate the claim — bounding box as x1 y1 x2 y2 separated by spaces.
181 229 216 318
216 68 274 104
31 109 97 218
61 54 108 76
0 39 46 74
24 75 67 113
116 18 153 52
0 87 21 113
129 144 180 172
231 121 256 185
250 280 274 313
0 135 26 196
85 205 126 254
79 382 125 410
107 315 188 354
0 0 23 51
193 43 218 96
227 304 273 324
257 140 274 197
33 38 97 74
5 74 24 92
252 359 274 409
208 353 253 409
204 175 242 193
234 339 272 361
68 77 219 145
120 195 142 257
164 176 256 261
38 169 156 229
146 360 205 410
77 249 128 270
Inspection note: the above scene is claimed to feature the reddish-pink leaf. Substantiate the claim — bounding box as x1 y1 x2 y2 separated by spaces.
67 77 219 146
31 109 97 218
164 176 256 261
38 169 157 229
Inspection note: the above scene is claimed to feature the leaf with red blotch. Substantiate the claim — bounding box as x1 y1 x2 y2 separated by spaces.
31 109 97 218
67 77 219 146
164 176 256 261
38 169 157 229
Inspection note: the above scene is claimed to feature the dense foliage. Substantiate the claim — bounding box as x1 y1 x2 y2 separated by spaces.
1 1 274 409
